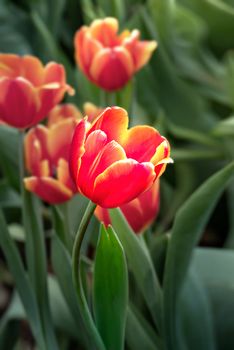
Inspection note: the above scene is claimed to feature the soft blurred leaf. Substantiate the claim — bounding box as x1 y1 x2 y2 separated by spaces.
93 225 128 350
193 248 234 350
126 304 162 350
163 161 234 350
51 234 90 348
0 210 45 349
0 183 21 208
23 191 58 350
177 267 216 350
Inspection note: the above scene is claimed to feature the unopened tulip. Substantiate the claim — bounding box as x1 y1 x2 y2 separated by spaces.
24 111 79 204
74 17 157 91
95 180 160 233
0 54 73 128
69 106 172 208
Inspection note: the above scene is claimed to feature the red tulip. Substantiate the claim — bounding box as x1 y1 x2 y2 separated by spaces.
70 106 172 208
0 54 74 129
24 109 79 204
74 17 157 91
95 180 160 233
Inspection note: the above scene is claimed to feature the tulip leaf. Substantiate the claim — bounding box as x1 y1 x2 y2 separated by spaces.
126 305 161 350
51 234 91 348
93 224 128 350
163 161 234 350
109 208 163 332
0 182 21 208
192 248 234 349
177 267 215 350
0 210 46 349
22 191 59 350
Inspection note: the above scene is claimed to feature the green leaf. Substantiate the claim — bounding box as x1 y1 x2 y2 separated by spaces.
163 161 234 350
0 210 45 349
109 208 163 332
51 234 90 348
22 191 58 350
126 305 161 350
93 224 128 350
0 183 21 208
192 248 234 350
177 267 216 350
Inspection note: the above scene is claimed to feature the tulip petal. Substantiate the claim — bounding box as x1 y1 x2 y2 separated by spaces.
87 106 128 143
24 176 72 204
0 54 21 78
24 125 49 175
79 132 127 198
48 118 77 164
121 180 160 233
77 130 108 197
89 17 119 47
95 206 111 226
122 125 166 162
57 158 76 192
89 47 134 91
93 159 155 208
47 103 82 127
123 30 157 71
0 77 39 128
21 56 45 86
69 118 87 183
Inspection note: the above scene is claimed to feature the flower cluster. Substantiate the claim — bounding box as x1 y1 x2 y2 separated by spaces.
0 17 172 232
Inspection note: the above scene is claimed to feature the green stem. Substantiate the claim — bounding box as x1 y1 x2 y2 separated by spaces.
19 131 58 350
72 201 106 350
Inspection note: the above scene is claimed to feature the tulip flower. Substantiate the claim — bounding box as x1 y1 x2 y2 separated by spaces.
74 17 157 91
95 180 160 233
0 54 74 129
70 106 172 208
47 102 103 127
24 111 79 204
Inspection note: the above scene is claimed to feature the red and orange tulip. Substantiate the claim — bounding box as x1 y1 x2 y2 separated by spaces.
47 102 103 126
24 108 79 204
70 106 172 208
0 54 73 128
95 180 160 233
74 17 157 91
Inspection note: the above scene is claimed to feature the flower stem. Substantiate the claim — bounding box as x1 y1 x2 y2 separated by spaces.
72 201 106 350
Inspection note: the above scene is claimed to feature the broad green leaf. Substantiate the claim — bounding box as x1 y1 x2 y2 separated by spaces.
177 267 216 350
192 248 234 349
0 210 45 349
93 224 128 350
163 161 234 350
150 233 169 284
126 305 161 350
51 234 91 348
109 208 163 332
22 191 58 350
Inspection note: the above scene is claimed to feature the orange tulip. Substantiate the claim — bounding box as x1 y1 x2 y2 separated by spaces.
24 110 79 204
0 54 74 129
74 17 157 91
47 102 103 127
69 107 172 208
95 180 160 233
